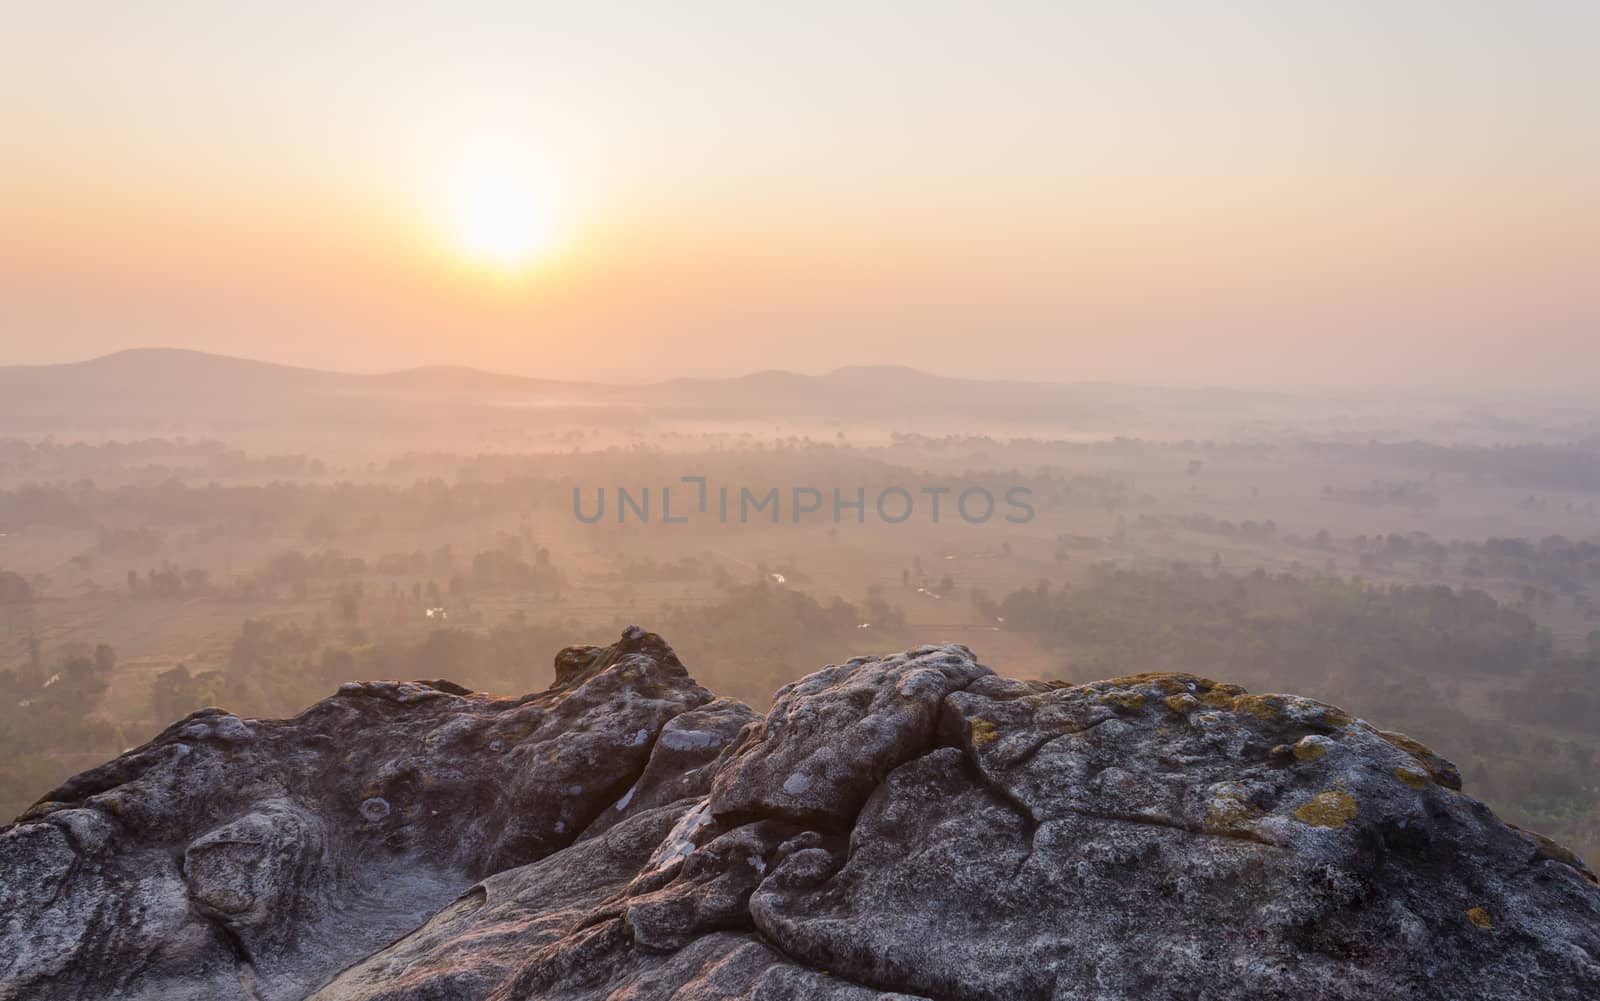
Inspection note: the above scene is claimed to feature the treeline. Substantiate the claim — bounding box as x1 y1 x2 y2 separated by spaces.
1322 480 1439 509
0 477 569 536
990 567 1551 694
1157 514 1600 603
0 570 32 604
148 613 577 721
0 436 328 486
1500 652 1600 734
1304 441 1600 495
1304 532 1600 594
0 641 122 820
1163 514 1280 543
0 449 945 537
658 581 907 708
106 535 564 604
0 616 583 820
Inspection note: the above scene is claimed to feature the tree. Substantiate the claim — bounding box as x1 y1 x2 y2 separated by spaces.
151 664 200 723
333 582 363 625
0 570 32 604
63 655 95 684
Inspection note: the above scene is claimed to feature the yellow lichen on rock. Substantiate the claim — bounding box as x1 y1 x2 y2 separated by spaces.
1292 736 1328 761
1316 706 1354 728
1376 729 1463 790
1466 906 1493 930
1293 790 1358 828
1098 672 1209 694
1198 683 1248 709
1205 788 1260 836
969 718 1000 747
1163 693 1199 715
1231 694 1282 720
1380 730 1434 759
1096 691 1146 711
1395 764 1429 790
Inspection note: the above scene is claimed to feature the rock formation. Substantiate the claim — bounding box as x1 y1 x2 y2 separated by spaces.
2 627 1597 1000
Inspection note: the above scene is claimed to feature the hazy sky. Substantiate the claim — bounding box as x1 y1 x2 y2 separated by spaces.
2 2 1596 387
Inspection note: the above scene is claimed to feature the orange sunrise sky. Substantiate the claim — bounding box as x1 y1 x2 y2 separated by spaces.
2 2 1596 388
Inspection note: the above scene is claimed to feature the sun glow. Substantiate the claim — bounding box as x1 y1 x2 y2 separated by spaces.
444 167 560 271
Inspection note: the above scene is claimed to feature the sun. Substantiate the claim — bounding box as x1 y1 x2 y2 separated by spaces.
445 170 558 271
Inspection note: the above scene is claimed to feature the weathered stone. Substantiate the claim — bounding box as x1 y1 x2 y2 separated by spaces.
3 642 1597 1001
708 644 991 830
0 627 732 1001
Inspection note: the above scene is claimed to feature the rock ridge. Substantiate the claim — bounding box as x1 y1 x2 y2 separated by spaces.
1 628 1596 1000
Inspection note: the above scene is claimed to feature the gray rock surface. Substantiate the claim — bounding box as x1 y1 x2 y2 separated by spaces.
3 632 1597 1000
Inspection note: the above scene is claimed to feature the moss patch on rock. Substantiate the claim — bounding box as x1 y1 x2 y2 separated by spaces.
968 718 1000 747
1293 790 1358 829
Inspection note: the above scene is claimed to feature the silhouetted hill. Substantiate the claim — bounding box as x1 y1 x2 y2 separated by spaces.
0 348 1124 428
0 348 1301 434
0 349 602 426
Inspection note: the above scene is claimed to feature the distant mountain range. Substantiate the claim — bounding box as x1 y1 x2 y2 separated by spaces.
0 348 1269 428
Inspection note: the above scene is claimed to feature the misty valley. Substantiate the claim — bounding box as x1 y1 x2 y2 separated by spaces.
2 351 1598 876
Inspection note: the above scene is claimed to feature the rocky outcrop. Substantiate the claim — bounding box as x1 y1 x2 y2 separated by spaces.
3 629 1597 1000
0 628 751 1001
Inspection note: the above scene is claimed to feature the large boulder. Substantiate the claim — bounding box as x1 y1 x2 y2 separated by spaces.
3 634 1597 1000
0 627 749 1001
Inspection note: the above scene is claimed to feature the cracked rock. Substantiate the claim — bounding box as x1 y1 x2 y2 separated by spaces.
708 644 992 830
3 638 1598 1001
